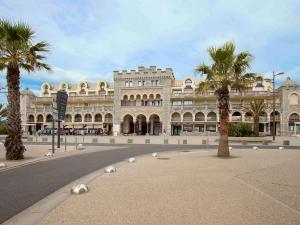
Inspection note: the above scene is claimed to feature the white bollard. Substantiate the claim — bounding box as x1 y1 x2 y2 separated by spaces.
278 147 284 150
127 157 136 163
77 144 84 150
104 165 116 173
152 153 158 158
45 152 53 157
71 183 89 194
252 146 258 150
0 162 7 168
228 147 233 150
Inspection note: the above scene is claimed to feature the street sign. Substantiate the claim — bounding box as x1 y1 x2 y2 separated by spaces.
56 90 68 121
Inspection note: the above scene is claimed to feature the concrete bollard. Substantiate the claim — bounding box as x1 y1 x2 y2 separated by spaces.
104 166 116 173
152 153 158 158
71 183 89 195
45 152 53 157
127 157 136 163
0 162 7 168
77 144 84 150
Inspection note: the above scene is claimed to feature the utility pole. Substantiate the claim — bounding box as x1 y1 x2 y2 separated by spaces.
272 71 285 141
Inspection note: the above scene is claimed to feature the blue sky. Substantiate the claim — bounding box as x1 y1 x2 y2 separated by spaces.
0 0 300 102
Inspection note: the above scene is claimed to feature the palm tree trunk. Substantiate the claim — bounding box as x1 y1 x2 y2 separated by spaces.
5 63 26 160
253 117 259 136
217 88 230 157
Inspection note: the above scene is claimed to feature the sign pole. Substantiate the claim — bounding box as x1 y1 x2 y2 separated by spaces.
57 120 61 148
52 119 55 154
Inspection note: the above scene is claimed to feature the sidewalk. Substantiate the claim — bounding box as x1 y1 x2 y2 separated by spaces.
0 144 124 170
36 149 300 225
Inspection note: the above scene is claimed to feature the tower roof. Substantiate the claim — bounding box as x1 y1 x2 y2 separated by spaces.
281 77 298 87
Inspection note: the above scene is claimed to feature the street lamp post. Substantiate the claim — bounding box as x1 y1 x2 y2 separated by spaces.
272 71 284 141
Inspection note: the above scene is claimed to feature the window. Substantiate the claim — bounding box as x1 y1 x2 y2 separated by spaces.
155 80 159 86
129 81 133 87
142 81 145 86
183 100 193 105
151 80 154 86
125 81 129 87
172 101 182 106
138 81 142 86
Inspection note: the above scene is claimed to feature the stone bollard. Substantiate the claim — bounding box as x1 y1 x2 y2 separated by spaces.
252 146 258 150
71 183 89 195
104 166 116 173
127 157 136 163
152 153 158 158
0 162 7 168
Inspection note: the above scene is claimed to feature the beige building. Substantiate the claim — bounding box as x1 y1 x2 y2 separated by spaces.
20 66 300 136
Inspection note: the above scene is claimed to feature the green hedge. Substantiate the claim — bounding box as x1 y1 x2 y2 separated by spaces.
0 124 7 135
228 122 253 137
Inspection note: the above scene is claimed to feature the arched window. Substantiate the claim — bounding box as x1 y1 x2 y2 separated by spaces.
84 114 92 122
95 114 102 122
183 112 193 122
74 114 82 122
28 115 34 123
207 112 217 121
46 114 53 122
65 114 72 122
105 113 113 123
37 114 44 123
195 112 205 121
289 113 299 122
171 112 181 122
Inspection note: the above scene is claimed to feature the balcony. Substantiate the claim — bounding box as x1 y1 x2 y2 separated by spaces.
171 104 217 111
171 90 275 98
27 105 114 114
33 95 114 104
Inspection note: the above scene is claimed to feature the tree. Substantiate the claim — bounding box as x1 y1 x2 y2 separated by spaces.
0 20 51 160
0 103 7 121
195 41 256 157
243 100 266 136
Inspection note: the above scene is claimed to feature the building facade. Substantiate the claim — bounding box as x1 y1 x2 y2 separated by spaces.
20 66 300 136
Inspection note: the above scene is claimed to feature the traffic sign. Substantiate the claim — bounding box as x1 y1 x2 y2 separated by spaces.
56 90 68 121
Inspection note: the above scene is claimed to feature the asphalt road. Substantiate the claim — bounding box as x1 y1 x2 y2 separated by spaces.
0 144 206 224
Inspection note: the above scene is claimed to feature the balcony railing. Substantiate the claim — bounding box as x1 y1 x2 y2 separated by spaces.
171 90 274 98
33 95 114 104
171 104 218 111
26 105 114 114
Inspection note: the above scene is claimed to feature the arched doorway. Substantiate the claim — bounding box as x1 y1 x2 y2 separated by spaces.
289 113 300 134
104 113 113 135
122 114 134 135
171 112 181 135
182 112 193 133
136 114 147 135
149 114 161 135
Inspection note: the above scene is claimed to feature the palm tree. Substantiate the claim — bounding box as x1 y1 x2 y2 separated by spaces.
0 103 7 121
0 20 51 160
243 100 266 136
195 41 256 157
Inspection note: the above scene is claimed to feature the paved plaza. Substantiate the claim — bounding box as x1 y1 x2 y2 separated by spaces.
34 148 300 225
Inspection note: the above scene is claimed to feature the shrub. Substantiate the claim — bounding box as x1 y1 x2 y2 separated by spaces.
0 124 6 135
228 122 253 137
